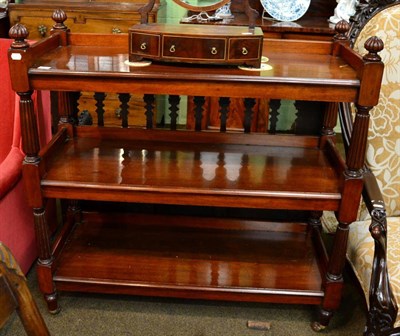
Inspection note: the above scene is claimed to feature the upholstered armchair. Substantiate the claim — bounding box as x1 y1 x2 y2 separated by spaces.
323 1 400 335
0 38 51 274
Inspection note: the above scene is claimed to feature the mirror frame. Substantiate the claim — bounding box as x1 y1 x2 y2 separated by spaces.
171 0 231 12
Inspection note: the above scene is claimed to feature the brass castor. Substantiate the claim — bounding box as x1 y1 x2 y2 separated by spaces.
49 307 61 315
310 321 326 332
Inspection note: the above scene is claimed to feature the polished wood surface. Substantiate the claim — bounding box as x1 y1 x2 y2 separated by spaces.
41 129 341 210
207 13 336 39
31 34 351 76
20 34 360 102
7 15 384 331
54 212 323 304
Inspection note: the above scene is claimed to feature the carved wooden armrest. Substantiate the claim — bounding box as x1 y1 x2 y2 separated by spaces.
362 169 398 335
339 102 398 334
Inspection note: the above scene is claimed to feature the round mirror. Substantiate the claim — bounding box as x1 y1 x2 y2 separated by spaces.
172 0 231 12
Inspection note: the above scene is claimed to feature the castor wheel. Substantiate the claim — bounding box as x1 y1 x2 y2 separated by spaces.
48 307 61 315
45 293 60 314
311 321 326 332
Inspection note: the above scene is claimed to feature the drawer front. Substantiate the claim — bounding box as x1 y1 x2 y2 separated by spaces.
130 32 160 57
228 37 262 61
162 36 226 61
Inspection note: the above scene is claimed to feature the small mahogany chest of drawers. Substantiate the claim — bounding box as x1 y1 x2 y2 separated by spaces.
129 23 263 67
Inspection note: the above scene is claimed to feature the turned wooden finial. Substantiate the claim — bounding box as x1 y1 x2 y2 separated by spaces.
8 23 30 49
363 36 384 62
52 9 68 31
333 20 350 41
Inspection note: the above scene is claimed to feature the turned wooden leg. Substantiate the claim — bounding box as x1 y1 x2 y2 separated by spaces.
307 211 337 332
308 210 348 331
312 165 364 331
314 221 348 330
33 207 59 314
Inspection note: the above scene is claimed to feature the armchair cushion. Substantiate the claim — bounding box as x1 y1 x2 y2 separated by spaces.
0 37 22 198
0 146 24 197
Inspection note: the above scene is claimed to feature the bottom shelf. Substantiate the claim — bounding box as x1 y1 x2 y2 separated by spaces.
53 212 325 305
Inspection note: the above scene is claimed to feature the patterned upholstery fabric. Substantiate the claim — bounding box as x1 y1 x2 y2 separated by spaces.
323 4 400 328
354 5 400 220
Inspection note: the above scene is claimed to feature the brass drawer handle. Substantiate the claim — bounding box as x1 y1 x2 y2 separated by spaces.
112 27 122 34
37 24 47 38
140 43 147 50
242 47 248 55
211 47 218 55
169 45 176 53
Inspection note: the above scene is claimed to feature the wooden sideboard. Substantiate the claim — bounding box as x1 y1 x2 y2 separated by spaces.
8 0 159 39
185 0 338 40
7 13 384 331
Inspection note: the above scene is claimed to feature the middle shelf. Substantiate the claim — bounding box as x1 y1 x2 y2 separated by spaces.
40 127 343 210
